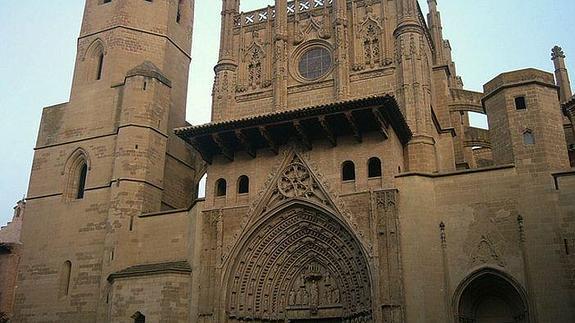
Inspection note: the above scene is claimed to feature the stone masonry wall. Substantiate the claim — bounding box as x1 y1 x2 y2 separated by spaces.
109 274 190 323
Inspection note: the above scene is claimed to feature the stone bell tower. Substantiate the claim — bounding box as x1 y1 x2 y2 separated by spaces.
13 0 202 321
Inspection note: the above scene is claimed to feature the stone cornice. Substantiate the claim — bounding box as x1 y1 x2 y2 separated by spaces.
107 261 192 282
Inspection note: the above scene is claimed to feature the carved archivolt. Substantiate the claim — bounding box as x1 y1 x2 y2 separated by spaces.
225 204 373 321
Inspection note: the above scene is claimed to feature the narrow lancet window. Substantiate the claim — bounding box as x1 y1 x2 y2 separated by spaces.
96 53 104 80
76 163 88 199
60 261 72 297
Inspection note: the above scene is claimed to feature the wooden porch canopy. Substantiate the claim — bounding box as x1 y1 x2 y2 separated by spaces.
175 95 412 164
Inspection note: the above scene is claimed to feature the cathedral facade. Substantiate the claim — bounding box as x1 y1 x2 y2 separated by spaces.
3 0 575 322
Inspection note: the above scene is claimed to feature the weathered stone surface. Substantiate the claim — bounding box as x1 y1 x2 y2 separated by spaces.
4 0 575 322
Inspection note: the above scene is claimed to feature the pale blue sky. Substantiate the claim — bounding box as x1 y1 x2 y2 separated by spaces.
0 0 573 226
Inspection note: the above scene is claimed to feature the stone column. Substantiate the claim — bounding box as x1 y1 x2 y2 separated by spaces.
552 46 573 103
273 0 288 111
334 0 350 100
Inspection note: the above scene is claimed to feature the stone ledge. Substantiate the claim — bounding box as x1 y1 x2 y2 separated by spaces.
107 261 191 282
396 164 515 179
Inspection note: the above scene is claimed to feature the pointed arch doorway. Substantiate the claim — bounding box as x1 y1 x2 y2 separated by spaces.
224 201 373 322
454 268 530 323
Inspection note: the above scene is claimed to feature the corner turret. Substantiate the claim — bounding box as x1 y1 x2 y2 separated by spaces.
483 69 570 171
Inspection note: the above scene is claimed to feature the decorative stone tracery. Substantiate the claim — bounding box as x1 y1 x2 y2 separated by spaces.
238 32 270 92
358 8 383 69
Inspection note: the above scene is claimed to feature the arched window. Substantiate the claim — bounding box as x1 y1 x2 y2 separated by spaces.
84 39 106 81
96 52 105 80
342 161 356 181
197 173 207 199
523 130 535 145
76 163 88 199
131 311 146 323
64 148 90 201
215 178 227 197
60 261 72 297
368 157 382 178
238 175 249 194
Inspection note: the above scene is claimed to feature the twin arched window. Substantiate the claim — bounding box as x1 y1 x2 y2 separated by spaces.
341 157 382 181
215 176 250 197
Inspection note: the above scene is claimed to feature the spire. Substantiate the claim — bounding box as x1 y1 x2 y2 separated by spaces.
552 46 573 103
427 0 445 64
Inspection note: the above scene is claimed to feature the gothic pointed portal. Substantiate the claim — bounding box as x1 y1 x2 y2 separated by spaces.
224 153 373 322
225 203 373 322
454 268 530 323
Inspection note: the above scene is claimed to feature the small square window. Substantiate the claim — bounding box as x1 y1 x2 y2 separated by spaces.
515 96 527 110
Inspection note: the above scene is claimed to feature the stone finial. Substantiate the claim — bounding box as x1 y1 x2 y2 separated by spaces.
552 46 566 60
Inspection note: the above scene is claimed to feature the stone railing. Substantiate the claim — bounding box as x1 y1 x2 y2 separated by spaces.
237 0 334 27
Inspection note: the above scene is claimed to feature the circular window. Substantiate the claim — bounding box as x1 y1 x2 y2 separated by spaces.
298 47 332 80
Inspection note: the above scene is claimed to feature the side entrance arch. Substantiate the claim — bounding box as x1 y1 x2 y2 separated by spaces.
454 268 530 323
